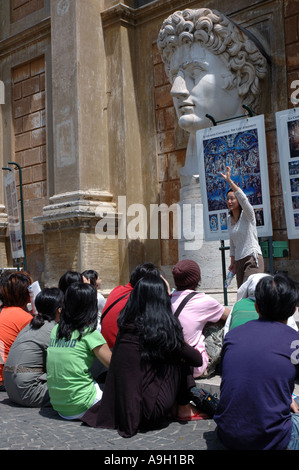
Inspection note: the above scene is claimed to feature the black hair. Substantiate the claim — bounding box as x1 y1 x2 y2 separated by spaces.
0 271 33 308
56 282 98 341
255 272 299 322
31 287 64 330
58 271 83 294
82 269 98 287
226 188 242 219
118 273 184 364
129 262 160 287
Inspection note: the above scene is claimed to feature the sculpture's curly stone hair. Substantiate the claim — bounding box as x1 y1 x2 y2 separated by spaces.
157 8 268 112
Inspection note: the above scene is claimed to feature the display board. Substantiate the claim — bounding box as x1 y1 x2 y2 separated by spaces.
3 170 24 259
196 115 272 241
276 107 299 239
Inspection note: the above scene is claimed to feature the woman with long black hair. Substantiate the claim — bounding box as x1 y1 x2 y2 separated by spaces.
81 274 204 437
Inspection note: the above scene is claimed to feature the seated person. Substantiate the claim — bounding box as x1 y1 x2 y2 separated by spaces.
214 272 299 450
224 273 298 335
58 271 83 294
100 262 160 349
171 259 230 378
82 270 107 383
0 271 33 390
81 274 206 437
4 288 63 407
82 269 106 321
46 283 111 420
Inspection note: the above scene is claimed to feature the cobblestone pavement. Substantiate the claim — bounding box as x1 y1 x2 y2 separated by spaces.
0 390 226 452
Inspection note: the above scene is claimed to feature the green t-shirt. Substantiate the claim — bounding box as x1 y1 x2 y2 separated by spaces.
229 298 259 331
46 324 106 417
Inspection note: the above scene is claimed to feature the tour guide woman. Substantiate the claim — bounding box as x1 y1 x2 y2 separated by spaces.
220 166 264 288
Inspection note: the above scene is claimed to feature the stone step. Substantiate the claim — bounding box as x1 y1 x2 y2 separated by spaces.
195 374 221 396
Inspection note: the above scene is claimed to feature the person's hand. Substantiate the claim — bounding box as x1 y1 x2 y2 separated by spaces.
228 263 236 274
220 166 232 182
291 398 299 413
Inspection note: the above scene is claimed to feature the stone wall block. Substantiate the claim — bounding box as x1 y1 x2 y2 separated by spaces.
21 147 41 167
154 84 173 109
23 111 41 132
30 91 45 113
285 0 299 17
12 64 30 83
11 0 44 23
22 76 40 97
31 127 46 147
15 132 31 152
286 43 299 70
13 96 30 118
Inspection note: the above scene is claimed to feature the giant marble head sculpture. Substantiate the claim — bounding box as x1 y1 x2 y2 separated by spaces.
157 8 269 134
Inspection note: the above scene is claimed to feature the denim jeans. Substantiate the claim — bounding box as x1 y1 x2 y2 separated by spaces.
287 413 299 450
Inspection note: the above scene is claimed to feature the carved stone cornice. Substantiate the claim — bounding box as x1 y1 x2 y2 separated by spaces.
100 0 199 29
101 3 136 29
0 17 50 60
34 190 119 232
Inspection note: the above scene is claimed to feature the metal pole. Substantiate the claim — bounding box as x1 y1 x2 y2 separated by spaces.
8 162 27 271
268 236 274 275
219 240 229 306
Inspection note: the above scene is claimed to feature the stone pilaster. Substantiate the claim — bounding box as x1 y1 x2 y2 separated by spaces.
36 0 120 287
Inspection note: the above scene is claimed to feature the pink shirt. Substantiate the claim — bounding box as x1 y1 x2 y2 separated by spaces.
171 290 224 377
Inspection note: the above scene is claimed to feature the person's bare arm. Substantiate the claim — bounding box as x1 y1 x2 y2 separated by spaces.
93 343 112 368
220 307 231 322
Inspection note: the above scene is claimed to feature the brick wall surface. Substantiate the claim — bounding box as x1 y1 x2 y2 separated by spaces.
285 0 299 85
153 42 183 265
12 56 47 225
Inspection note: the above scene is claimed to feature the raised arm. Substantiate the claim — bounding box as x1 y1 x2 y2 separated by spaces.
220 166 239 192
220 166 255 223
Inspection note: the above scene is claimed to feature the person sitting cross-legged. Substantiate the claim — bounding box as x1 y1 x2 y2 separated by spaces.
214 272 299 450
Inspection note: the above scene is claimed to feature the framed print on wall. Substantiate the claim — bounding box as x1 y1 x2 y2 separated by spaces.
276 107 299 239
196 115 272 242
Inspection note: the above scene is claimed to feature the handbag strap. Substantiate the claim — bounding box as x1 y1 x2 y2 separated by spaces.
100 292 130 324
173 291 198 318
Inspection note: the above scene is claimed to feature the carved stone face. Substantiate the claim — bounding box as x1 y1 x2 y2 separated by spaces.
169 42 244 133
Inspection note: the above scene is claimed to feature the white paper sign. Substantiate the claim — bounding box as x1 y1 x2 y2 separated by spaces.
4 171 24 259
276 107 299 239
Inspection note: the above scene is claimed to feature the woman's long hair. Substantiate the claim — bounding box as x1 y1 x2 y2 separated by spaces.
31 287 64 330
56 282 98 341
118 274 184 364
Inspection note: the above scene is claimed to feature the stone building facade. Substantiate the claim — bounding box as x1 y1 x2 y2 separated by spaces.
0 0 298 295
